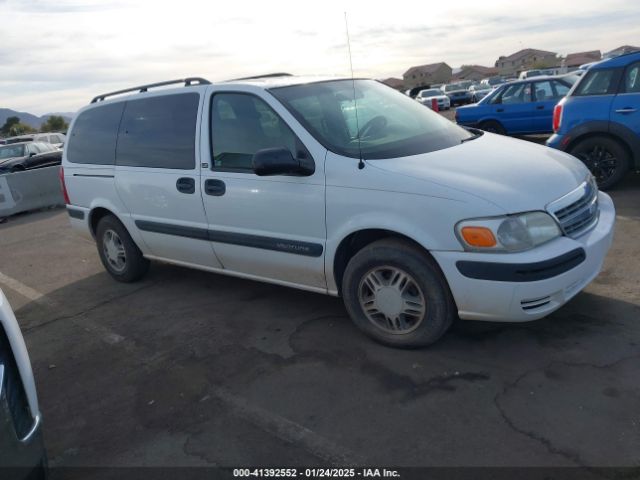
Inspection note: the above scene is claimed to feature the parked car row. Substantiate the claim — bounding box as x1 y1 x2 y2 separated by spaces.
0 142 62 173
454 51 639 189
0 133 66 149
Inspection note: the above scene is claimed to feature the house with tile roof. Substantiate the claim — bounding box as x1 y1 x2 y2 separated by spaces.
494 48 558 76
402 62 452 89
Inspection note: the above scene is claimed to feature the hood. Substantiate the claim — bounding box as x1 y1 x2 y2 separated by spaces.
369 132 589 213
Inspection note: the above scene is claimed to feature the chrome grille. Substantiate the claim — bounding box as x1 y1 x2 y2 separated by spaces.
548 180 599 239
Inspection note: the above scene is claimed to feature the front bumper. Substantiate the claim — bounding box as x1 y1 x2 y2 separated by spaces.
432 192 615 322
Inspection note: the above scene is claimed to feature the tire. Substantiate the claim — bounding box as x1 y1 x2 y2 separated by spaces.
96 215 149 282
342 238 456 348
568 135 630 190
479 120 506 135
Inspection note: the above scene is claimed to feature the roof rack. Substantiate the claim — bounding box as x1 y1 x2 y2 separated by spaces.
90 77 211 103
226 73 293 82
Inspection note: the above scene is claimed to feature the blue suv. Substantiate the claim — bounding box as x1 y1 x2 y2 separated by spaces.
455 76 574 135
547 51 640 189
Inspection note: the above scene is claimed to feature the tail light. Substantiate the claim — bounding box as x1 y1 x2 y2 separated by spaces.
552 103 563 133
59 166 70 204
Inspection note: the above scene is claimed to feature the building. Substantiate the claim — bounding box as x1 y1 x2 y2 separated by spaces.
564 50 602 70
380 77 405 90
604 45 640 59
402 62 452 89
452 65 499 82
494 48 558 76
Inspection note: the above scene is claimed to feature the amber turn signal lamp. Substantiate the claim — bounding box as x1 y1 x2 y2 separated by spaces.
460 227 497 248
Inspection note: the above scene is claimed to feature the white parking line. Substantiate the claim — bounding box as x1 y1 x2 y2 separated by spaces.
0 271 55 307
208 385 365 465
617 215 638 222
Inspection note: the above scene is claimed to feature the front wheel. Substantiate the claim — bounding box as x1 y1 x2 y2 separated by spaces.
568 136 629 190
342 239 456 348
96 215 149 282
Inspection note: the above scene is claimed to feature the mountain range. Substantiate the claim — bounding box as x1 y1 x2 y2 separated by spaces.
0 108 75 130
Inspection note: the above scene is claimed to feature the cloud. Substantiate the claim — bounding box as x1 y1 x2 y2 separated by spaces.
0 0 636 114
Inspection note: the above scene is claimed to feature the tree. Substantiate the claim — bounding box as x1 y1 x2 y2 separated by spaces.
9 123 36 135
1 116 20 135
41 115 68 133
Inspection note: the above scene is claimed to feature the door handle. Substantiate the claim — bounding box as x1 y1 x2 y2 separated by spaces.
615 108 637 114
204 179 226 196
536 105 545 110
176 177 195 194
496 108 504 112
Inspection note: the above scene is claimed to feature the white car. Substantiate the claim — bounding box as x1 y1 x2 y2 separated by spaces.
0 289 46 471
415 89 451 110
61 75 615 347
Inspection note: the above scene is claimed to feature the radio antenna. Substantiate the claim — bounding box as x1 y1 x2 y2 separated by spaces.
344 12 365 170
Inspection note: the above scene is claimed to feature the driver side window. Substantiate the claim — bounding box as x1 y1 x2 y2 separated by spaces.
211 93 298 172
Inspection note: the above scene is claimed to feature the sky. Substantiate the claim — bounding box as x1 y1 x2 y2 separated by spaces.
1 0 638 115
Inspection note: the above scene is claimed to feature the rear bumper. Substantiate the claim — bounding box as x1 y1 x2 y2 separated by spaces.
433 192 615 322
66 205 92 238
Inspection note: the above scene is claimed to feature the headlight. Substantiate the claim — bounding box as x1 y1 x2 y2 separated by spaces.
456 212 561 252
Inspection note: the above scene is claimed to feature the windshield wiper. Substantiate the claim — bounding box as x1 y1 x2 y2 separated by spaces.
461 128 484 143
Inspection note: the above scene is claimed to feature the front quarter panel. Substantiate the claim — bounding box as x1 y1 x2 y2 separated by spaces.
324 151 505 294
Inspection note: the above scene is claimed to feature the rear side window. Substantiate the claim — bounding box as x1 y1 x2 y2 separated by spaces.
67 102 124 164
116 93 199 169
623 63 640 93
574 69 621 96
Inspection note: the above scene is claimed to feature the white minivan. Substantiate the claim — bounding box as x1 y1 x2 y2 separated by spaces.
61 75 615 347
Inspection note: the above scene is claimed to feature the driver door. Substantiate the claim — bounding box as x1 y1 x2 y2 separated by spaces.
200 90 327 291
490 82 533 133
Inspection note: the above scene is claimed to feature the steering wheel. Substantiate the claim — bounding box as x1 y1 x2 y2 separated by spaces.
358 115 388 139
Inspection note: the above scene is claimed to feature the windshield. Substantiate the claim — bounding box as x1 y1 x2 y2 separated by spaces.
419 89 440 97
270 80 472 159
0 144 25 159
444 84 464 92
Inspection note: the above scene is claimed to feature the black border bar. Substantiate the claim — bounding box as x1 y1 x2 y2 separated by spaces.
456 248 586 282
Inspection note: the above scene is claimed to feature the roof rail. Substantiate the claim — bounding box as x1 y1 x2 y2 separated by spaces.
226 73 293 82
90 77 211 103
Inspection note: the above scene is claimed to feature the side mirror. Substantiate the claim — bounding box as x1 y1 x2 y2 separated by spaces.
252 147 313 176
29 152 37 157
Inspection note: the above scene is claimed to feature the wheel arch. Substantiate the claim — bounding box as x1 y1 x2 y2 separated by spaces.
88 206 117 238
331 228 441 296
565 121 640 169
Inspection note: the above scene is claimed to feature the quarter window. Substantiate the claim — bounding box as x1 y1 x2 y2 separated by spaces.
623 63 640 93
116 93 199 169
211 93 299 171
67 102 124 164
574 69 620 96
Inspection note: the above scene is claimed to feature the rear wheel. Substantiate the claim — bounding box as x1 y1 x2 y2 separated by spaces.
342 238 456 348
479 120 506 135
568 135 630 190
96 215 149 282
